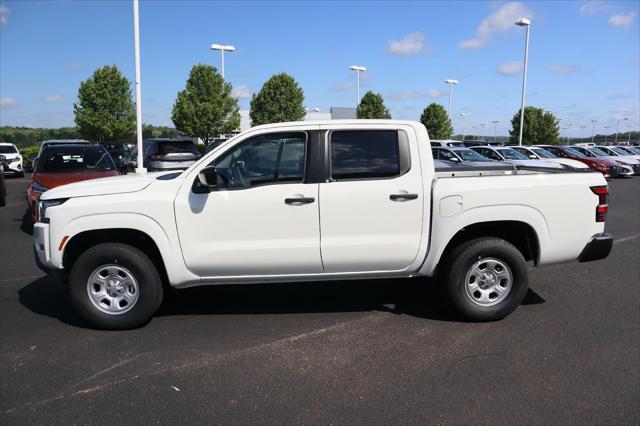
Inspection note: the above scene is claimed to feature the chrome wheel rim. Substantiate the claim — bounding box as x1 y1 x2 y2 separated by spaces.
464 257 512 307
86 265 139 315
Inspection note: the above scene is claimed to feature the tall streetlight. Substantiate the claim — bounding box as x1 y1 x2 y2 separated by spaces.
459 112 471 141
210 44 236 79
603 126 610 143
515 17 531 146
615 117 628 143
132 0 145 173
350 65 367 106
579 125 587 143
590 119 597 143
444 79 459 117
492 120 500 141
305 107 320 120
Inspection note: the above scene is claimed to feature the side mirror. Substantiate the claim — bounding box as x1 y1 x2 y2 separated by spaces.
529 154 537 159
450 157 460 163
193 166 218 193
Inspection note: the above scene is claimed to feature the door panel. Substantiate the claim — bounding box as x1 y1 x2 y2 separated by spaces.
318 128 424 273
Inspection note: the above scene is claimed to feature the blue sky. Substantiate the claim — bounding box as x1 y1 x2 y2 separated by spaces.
0 0 638 137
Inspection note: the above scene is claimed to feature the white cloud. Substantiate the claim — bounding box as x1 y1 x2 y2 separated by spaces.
44 95 62 103
608 94 634 100
579 1 610 16
459 2 533 49
70 61 82 69
231 85 251 99
547 64 577 74
497 61 523 76
0 97 18 108
388 91 425 101
609 11 636 28
0 4 9 26
426 88 447 98
329 81 353 92
385 32 426 56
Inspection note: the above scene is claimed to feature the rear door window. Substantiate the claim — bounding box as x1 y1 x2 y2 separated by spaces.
330 130 401 180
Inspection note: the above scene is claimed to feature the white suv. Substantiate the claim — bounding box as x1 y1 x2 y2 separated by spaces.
0 143 24 177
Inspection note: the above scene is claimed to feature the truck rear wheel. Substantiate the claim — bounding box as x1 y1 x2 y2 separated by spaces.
443 238 528 321
68 243 163 330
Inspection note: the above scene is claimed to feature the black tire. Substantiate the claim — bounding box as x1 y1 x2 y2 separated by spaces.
442 238 528 322
68 243 163 330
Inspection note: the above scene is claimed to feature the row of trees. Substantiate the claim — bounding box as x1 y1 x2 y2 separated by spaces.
70 64 564 146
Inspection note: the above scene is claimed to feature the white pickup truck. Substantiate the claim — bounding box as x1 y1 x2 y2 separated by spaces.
33 120 614 329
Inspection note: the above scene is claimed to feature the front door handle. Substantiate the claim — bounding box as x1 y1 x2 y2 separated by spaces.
285 197 315 205
389 193 419 202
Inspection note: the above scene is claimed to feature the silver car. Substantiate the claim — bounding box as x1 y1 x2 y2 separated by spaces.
130 138 202 171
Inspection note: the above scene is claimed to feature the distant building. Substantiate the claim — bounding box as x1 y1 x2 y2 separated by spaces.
236 107 356 132
330 107 357 119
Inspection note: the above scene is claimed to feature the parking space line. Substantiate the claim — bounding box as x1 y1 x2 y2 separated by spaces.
0 274 44 283
614 234 640 244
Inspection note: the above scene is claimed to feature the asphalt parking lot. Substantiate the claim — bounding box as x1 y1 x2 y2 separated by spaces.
1 174 638 424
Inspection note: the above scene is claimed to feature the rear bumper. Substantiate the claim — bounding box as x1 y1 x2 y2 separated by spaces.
578 233 614 263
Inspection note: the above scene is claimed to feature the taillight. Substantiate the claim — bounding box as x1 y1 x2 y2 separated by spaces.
590 185 608 222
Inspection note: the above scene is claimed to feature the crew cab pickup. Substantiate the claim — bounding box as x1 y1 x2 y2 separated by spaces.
33 120 613 329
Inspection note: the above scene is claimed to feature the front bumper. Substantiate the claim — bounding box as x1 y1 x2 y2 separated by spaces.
33 222 65 284
1 159 22 174
578 233 614 263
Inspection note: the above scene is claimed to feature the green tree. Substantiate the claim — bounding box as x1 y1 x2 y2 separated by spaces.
420 103 453 139
357 91 391 119
250 73 306 125
509 106 560 145
73 65 135 142
172 64 240 145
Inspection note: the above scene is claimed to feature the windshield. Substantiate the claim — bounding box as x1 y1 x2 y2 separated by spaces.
496 148 529 160
453 148 489 161
38 146 116 173
588 147 609 157
0 145 18 154
156 140 199 155
531 148 557 158
611 147 631 156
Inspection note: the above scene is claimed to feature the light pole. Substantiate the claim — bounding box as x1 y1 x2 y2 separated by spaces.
210 44 236 79
305 107 320 120
492 120 500 141
350 65 367 106
459 112 471 141
591 119 597 143
615 117 628 143
603 126 610 143
515 17 531 146
444 79 459 117
628 124 633 143
132 0 145 173
579 125 587 143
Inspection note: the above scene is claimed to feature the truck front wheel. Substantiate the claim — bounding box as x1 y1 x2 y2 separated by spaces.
68 243 164 330
443 238 528 321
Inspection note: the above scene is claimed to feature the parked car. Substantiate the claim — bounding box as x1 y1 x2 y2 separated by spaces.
469 146 563 169
616 146 640 157
103 144 131 175
432 146 498 167
27 144 119 222
0 143 24 177
0 162 6 207
431 139 465 147
129 138 202 171
512 146 589 170
34 140 91 170
596 145 640 162
570 146 637 176
463 140 503 147
34 120 613 329
536 145 621 178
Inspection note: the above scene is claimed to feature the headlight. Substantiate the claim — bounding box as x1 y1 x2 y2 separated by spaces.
30 181 49 195
37 199 67 223
10 157 21 163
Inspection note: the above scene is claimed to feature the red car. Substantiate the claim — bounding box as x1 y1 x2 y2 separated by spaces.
27 144 119 221
536 145 620 178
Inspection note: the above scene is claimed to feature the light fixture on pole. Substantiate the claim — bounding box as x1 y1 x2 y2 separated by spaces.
615 117 628 143
603 126 610 143
305 107 320 120
444 79 459 117
350 65 367 106
132 0 145 173
591 119 597 143
459 112 471 141
210 43 236 79
492 120 500 141
515 17 531 146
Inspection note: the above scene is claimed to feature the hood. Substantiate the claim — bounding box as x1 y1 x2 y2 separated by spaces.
0 153 20 160
40 172 154 200
507 159 564 169
545 158 590 169
602 155 639 165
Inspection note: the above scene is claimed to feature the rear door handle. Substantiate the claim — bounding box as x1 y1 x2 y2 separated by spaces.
284 197 315 205
389 193 419 202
